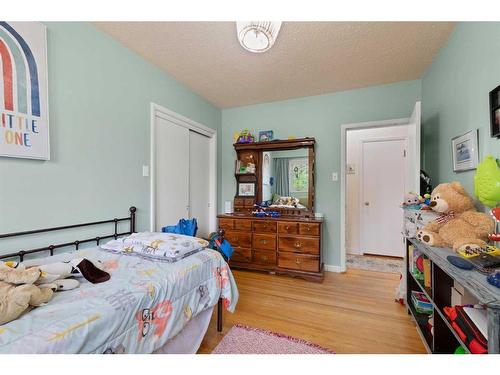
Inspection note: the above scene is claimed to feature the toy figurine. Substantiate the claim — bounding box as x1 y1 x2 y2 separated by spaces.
419 193 432 210
252 204 280 218
235 129 255 144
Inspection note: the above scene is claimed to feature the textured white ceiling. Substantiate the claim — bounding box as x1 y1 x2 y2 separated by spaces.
94 22 455 108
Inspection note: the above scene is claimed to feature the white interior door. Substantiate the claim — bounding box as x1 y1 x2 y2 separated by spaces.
360 139 406 257
189 131 211 238
154 116 189 231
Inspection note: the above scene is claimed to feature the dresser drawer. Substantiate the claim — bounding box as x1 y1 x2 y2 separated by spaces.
253 249 276 265
244 198 255 207
278 222 299 235
252 220 277 233
234 219 252 231
235 198 255 208
225 231 252 248
278 253 320 272
234 198 245 207
252 233 276 251
299 223 320 236
219 218 234 230
278 236 320 255
231 247 252 263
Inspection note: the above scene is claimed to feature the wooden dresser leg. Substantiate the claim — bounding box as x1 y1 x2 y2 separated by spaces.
217 298 223 332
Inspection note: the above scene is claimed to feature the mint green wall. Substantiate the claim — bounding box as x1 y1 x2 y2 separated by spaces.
0 22 221 254
422 22 500 194
221 80 421 266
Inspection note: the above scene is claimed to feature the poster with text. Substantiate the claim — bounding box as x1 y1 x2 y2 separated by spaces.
0 22 49 160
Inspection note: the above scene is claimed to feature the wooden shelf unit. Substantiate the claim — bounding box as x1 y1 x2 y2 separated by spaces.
406 238 500 354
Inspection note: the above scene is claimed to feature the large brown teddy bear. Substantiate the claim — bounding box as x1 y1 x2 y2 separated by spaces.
416 182 495 252
0 263 54 326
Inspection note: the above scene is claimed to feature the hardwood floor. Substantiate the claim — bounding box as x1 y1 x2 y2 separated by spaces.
198 268 426 354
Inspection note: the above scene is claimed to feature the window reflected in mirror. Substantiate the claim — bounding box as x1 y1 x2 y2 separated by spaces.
262 149 309 210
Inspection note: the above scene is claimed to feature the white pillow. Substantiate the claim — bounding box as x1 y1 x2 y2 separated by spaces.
101 232 209 262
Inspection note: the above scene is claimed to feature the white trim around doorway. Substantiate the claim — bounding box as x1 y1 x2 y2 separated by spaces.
339 117 410 272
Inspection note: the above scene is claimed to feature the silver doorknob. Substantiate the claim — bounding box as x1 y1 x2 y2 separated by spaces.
364 202 370 206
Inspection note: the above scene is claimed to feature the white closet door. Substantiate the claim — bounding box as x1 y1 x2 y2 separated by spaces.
154 116 189 231
189 131 211 238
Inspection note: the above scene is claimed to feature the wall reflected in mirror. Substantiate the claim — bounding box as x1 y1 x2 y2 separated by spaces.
261 149 309 210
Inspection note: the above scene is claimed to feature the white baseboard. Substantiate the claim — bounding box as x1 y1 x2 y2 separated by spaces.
324 264 345 273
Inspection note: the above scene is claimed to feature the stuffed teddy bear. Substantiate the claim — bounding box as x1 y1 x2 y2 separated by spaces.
0 263 54 326
416 181 495 252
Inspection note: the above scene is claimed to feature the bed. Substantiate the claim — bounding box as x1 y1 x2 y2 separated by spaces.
0 207 238 354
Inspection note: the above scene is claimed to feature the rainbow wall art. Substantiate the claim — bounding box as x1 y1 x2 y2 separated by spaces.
0 22 49 160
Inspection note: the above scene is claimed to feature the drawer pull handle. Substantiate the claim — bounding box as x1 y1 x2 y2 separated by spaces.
306 226 311 231
295 258 301 265
261 240 267 244
263 256 268 261
294 242 302 248
285 225 290 230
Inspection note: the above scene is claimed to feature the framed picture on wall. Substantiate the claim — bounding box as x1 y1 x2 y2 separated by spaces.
238 182 255 196
451 130 479 172
0 22 50 160
489 84 500 138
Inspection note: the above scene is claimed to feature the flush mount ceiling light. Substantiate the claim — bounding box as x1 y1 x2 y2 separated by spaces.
236 21 282 53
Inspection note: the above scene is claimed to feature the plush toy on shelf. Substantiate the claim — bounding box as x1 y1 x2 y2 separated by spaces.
416 182 495 252
402 193 421 209
474 155 500 208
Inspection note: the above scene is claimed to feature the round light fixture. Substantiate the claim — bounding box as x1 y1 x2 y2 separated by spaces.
236 21 282 53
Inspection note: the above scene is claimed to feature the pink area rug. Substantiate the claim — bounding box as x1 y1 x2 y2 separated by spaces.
212 324 334 354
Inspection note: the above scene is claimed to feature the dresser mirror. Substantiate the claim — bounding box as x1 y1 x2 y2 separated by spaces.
262 149 310 210
233 138 316 217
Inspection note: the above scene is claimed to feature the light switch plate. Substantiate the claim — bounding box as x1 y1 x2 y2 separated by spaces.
142 165 150 177
332 172 338 181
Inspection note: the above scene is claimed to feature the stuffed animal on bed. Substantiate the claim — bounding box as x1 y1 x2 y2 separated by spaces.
0 258 110 325
0 262 54 325
416 182 495 252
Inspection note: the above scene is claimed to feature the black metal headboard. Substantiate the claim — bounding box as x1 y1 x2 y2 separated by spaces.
0 206 136 261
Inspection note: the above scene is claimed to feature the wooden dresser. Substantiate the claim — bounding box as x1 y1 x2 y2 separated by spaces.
218 214 324 282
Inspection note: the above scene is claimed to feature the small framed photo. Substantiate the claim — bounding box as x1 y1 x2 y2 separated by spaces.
451 130 479 172
238 182 255 196
259 130 274 142
489 84 500 137
493 108 500 137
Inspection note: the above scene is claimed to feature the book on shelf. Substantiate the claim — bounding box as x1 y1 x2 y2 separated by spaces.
423 258 431 288
411 290 433 315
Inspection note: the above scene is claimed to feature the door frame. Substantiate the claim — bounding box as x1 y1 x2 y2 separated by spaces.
358 136 408 257
340 103 420 271
150 103 217 233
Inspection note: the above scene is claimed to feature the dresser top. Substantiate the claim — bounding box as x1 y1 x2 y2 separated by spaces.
217 213 324 223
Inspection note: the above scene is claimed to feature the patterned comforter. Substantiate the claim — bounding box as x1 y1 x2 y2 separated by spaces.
0 246 238 353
